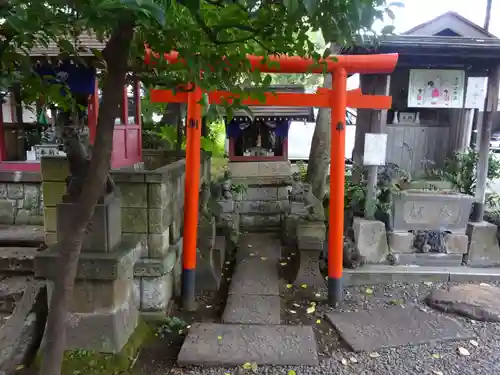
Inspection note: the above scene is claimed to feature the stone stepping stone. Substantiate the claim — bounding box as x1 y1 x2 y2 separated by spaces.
222 294 280 325
229 258 279 296
0 247 39 273
237 234 281 262
0 225 44 247
325 304 473 352
178 323 319 366
427 283 500 322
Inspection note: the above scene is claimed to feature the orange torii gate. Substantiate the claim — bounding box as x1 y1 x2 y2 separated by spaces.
144 49 398 309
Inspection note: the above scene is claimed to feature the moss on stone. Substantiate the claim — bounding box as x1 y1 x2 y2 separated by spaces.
36 320 153 375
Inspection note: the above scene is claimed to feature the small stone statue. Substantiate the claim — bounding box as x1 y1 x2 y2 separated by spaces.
412 229 450 253
200 182 223 219
289 172 305 202
343 227 365 269
302 184 325 221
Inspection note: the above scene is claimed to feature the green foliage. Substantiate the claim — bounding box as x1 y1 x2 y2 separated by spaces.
429 149 500 196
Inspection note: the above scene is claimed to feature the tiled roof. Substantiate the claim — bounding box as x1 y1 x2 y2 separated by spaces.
28 33 106 57
230 85 315 122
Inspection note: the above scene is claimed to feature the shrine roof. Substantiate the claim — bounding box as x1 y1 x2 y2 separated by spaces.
228 85 315 122
28 33 105 57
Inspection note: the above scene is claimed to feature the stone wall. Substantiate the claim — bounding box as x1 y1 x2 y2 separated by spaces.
40 154 211 316
0 172 44 226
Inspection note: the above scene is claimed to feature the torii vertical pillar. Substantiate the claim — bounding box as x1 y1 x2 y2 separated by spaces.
328 68 347 306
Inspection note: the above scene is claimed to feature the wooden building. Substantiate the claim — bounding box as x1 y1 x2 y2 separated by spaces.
0 34 142 172
345 12 500 174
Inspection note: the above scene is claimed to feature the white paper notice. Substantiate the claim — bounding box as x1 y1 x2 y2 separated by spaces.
465 76 488 109
363 133 387 166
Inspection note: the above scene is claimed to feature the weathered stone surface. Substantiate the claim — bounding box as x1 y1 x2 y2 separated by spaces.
139 274 173 312
122 207 148 233
40 156 69 182
0 280 46 375
293 250 325 290
353 218 389 263
0 276 31 313
393 253 463 267
117 182 148 208
0 225 44 247
15 209 43 225
134 252 176 277
446 233 469 254
282 215 299 247
240 214 281 230
237 234 281 262
217 199 235 213
297 220 325 251
391 191 474 232
41 181 67 207
427 283 500 322
229 258 279 296
6 184 23 200
0 200 15 225
0 247 38 273
325 305 473 352
222 294 280 325
237 200 288 214
343 265 450 286
388 231 414 253
466 221 500 266
178 323 318 366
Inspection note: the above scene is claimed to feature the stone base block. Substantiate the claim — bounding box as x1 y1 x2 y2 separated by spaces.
282 215 299 247
466 221 500 266
293 250 325 290
172 238 183 298
297 221 326 251
56 193 122 253
388 231 414 253
137 273 173 312
353 218 389 263
47 285 139 353
392 253 463 267
240 214 281 231
196 236 226 292
447 234 468 254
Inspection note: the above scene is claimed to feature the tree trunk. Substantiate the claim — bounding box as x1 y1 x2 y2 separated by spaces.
306 73 332 199
306 44 340 200
39 19 135 375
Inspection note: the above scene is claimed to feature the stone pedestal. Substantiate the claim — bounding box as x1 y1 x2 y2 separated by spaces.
466 221 500 266
353 218 389 263
293 221 326 290
56 193 121 253
35 194 141 353
196 217 225 292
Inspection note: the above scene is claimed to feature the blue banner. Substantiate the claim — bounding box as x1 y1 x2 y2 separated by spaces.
35 61 96 95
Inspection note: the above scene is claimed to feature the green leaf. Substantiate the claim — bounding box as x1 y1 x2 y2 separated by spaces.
381 25 396 35
262 74 272 87
302 0 317 16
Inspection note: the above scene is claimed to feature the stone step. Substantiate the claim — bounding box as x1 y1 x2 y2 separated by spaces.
0 247 39 273
0 276 31 313
394 253 464 267
0 225 44 247
178 323 319 367
222 294 280 325
237 234 282 262
229 258 279 296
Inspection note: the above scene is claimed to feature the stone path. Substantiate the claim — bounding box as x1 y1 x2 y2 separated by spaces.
178 233 320 367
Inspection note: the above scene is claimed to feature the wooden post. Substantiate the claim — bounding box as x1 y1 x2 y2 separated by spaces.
328 67 347 307
364 75 391 219
471 65 500 222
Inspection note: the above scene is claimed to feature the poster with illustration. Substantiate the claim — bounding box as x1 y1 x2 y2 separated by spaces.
408 69 465 108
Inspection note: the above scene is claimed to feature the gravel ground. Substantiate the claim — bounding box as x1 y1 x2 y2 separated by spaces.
165 281 500 375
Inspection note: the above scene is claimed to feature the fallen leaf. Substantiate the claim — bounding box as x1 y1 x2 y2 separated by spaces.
286 284 293 289
316 319 321 324
423 281 433 286
251 362 258 372
470 339 479 347
365 288 374 295
349 356 358 363
300 284 308 289
306 306 316 314
289 310 297 314
340 358 348 365
260 256 268 260
480 282 490 287
291 252 296 255
242 362 252 369
206 305 212 308
217 336 222 340
389 299 402 305
293 303 301 308
431 371 444 375
287 370 297 375
15 365 25 371
248 244 253 248
369 352 380 358
227 277 231 281
431 353 441 359
457 347 470 356
186 325 191 329
249 252 256 256
314 293 321 297
225 261 230 264
280 262 288 266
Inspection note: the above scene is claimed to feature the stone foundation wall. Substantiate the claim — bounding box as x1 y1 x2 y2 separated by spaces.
40 154 211 315
0 172 44 225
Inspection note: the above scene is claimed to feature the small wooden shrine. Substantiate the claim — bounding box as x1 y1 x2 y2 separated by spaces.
225 85 314 162
0 34 142 172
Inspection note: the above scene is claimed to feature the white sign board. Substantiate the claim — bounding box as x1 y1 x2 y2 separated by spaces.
363 133 387 166
465 76 488 109
408 69 465 108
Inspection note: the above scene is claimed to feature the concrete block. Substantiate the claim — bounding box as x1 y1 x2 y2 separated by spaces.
43 207 57 232
353 218 389 263
6 184 23 200
388 231 414 253
343 265 450 286
40 156 69 182
122 207 148 233
217 199 235 213
116 182 148 208
466 221 500 266
140 273 173 312
394 253 463 267
147 182 169 208
297 220 326 251
41 181 67 207
240 214 281 230
0 199 15 224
